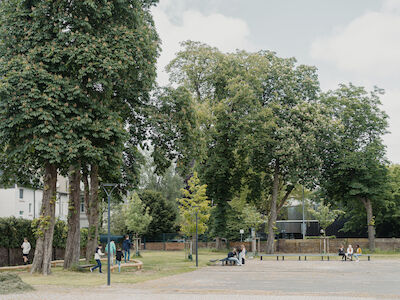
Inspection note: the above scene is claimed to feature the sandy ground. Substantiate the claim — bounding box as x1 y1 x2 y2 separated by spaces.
2 259 400 300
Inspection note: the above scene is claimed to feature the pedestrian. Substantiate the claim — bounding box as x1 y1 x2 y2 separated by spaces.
90 244 104 273
105 240 116 266
116 247 124 272
21 237 31 265
122 235 132 263
338 245 346 261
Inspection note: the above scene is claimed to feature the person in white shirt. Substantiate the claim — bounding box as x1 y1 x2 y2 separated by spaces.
90 244 104 273
346 244 354 261
21 238 31 265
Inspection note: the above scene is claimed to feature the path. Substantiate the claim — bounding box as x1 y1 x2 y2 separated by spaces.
2 259 400 299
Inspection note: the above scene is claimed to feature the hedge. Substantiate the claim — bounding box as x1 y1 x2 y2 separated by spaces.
0 216 87 249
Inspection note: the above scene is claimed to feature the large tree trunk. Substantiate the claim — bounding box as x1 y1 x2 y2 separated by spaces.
31 164 57 275
63 164 81 269
361 198 375 252
85 165 100 261
266 161 280 254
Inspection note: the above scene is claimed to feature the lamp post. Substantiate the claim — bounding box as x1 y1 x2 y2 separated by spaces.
195 209 198 267
302 186 305 239
191 205 199 267
102 183 118 286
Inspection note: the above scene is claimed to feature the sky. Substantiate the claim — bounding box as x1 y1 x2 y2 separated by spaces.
151 0 400 164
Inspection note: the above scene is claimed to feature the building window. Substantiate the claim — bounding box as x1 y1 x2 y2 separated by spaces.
19 210 23 216
19 189 24 199
29 203 32 213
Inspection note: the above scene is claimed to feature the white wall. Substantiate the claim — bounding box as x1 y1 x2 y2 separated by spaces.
0 188 17 217
0 184 88 228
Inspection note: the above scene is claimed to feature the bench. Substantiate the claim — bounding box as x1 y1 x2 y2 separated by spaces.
209 257 237 266
110 260 143 272
260 253 372 261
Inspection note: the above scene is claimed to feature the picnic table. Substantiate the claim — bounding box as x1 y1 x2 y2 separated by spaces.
259 253 372 261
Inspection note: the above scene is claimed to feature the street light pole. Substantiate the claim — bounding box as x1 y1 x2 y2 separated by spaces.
102 183 117 286
302 185 305 239
195 210 198 267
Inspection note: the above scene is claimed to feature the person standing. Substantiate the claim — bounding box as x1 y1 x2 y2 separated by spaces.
21 238 31 265
105 240 116 266
90 244 104 273
239 244 246 265
122 235 132 263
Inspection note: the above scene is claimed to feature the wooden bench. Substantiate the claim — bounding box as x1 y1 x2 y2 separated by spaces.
110 260 143 272
260 253 372 261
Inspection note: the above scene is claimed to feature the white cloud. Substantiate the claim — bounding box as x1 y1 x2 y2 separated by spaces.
310 1 400 82
152 4 253 85
309 0 400 164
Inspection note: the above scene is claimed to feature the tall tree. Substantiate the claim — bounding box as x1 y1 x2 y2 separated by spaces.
320 84 389 251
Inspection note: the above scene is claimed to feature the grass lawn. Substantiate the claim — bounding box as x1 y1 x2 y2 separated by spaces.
17 249 226 288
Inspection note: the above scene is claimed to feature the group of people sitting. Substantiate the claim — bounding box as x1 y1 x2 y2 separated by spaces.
338 244 362 262
226 244 246 266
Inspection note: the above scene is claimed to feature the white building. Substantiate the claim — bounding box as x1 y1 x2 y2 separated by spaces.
0 174 89 228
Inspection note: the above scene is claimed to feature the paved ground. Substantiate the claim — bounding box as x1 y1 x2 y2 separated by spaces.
3 259 400 300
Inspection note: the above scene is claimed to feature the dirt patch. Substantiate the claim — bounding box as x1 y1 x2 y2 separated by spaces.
0 272 34 294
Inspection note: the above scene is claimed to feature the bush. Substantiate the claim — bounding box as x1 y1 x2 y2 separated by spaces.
0 272 33 294
0 217 68 249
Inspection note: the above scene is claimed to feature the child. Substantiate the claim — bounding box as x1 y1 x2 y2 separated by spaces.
90 244 104 273
116 247 124 272
21 237 31 265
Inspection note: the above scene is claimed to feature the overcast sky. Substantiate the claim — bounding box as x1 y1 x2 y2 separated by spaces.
152 0 400 164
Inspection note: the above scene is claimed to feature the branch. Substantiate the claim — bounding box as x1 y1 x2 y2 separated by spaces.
277 185 295 214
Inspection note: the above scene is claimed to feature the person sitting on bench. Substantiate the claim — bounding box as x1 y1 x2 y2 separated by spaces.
346 244 354 261
227 248 242 266
353 244 362 262
338 245 346 261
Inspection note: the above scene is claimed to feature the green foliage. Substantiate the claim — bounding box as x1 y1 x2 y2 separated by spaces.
308 202 344 235
80 228 88 249
320 84 389 237
139 190 178 237
177 172 211 236
225 186 265 240
0 217 68 249
51 219 68 248
0 217 35 248
124 192 152 236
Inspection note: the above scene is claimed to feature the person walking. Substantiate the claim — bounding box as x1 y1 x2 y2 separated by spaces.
115 247 124 272
238 244 246 265
90 244 104 273
21 237 31 265
122 235 132 263
105 240 116 266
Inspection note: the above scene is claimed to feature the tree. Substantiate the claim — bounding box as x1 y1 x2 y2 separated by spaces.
308 202 344 236
139 190 178 237
124 193 152 237
177 172 211 237
320 84 389 251
225 186 265 240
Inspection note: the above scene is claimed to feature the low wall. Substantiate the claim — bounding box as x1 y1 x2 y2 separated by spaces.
141 238 400 253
